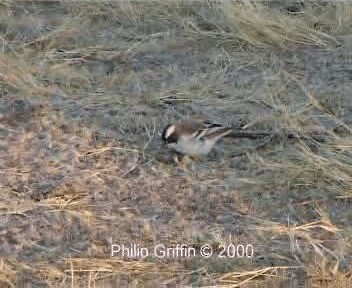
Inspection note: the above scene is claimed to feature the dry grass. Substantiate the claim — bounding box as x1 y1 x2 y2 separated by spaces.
0 0 351 287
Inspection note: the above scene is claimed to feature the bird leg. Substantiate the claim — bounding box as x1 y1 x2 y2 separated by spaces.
173 154 194 172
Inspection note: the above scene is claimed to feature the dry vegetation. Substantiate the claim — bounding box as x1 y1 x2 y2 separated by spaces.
0 0 351 287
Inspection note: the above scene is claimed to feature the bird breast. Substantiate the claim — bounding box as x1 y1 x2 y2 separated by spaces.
172 136 216 156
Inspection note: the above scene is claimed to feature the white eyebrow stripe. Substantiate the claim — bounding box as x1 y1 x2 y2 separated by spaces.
165 125 176 138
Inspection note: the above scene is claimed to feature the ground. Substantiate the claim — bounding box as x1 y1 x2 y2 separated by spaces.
0 1 351 287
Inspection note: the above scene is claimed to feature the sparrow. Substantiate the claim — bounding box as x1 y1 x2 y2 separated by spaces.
161 120 232 158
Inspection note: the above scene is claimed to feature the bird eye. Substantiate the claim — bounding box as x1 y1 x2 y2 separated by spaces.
164 134 177 143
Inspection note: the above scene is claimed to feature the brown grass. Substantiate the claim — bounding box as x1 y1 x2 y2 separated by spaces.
0 0 351 287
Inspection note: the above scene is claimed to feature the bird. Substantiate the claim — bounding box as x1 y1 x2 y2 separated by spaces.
161 120 232 158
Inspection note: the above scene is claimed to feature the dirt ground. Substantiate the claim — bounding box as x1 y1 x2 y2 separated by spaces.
0 1 351 287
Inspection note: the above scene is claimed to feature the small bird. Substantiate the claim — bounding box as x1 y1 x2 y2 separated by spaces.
161 120 232 158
